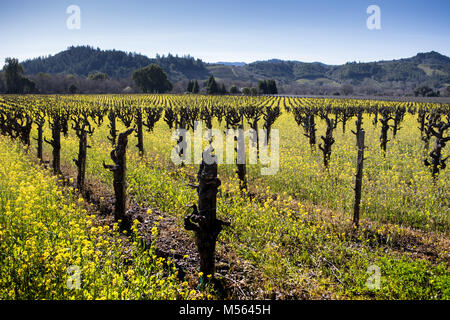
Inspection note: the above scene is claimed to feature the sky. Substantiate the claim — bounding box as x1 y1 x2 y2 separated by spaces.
0 0 449 65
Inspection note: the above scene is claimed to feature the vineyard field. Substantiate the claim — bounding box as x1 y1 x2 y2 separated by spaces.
0 94 449 300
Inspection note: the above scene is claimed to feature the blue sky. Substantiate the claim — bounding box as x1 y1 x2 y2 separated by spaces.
0 0 449 65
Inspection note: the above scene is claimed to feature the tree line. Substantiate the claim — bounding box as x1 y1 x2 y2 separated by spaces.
1 58 281 96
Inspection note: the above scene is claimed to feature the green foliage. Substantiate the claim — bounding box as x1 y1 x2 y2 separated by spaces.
219 83 227 94
245 60 297 81
242 87 251 95
69 84 78 94
132 64 173 93
88 72 109 81
2 58 36 94
229 85 239 94
205 75 219 94
192 80 199 93
414 85 440 97
17 47 450 94
346 256 449 299
0 73 4 93
186 80 194 92
186 80 199 93
257 79 278 94
21 46 210 82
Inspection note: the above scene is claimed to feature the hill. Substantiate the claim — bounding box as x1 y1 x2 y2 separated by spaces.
21 46 210 82
19 46 450 94
241 51 450 86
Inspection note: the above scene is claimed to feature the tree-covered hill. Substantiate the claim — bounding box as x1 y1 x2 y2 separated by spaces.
18 46 450 93
21 46 210 82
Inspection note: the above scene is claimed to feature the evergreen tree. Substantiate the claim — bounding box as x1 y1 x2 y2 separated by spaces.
3 58 24 93
3 58 36 93
205 75 219 94
257 79 277 94
192 80 199 93
219 83 227 94
267 80 278 94
257 80 268 94
186 80 194 92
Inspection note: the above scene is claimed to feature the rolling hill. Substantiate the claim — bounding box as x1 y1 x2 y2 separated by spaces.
20 46 450 90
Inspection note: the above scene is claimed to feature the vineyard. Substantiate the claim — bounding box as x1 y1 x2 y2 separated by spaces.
0 94 449 300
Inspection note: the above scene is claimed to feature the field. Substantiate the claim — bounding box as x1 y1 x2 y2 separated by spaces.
0 94 449 300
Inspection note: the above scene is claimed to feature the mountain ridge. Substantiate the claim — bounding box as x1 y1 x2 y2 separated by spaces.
19 46 450 92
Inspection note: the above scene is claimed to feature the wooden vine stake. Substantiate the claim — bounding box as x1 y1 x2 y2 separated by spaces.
184 149 230 279
103 128 134 229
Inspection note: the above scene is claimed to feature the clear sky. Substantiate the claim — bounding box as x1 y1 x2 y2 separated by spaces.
0 0 449 65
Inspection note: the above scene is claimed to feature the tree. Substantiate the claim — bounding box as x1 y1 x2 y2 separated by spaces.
88 72 109 81
250 87 258 96
132 64 172 93
21 78 36 93
257 79 278 94
414 85 439 97
205 75 219 94
69 84 78 94
229 85 239 94
219 83 227 95
242 87 251 95
341 84 354 96
192 80 199 93
446 86 450 97
186 80 194 92
3 58 25 93
257 80 267 94
0 72 5 92
2 58 37 94
267 80 278 94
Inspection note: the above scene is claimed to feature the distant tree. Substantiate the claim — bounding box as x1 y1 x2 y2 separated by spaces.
341 84 354 96
132 64 172 93
192 80 199 93
257 79 278 94
186 80 194 92
69 84 78 94
88 72 109 81
0 72 5 93
229 85 239 94
267 80 278 94
257 80 267 94
446 86 450 97
2 58 37 93
219 83 227 94
250 87 258 96
3 58 25 93
414 85 439 97
242 87 251 95
21 78 36 93
205 75 219 94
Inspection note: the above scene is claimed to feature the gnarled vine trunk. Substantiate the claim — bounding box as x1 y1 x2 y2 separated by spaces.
184 155 230 277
